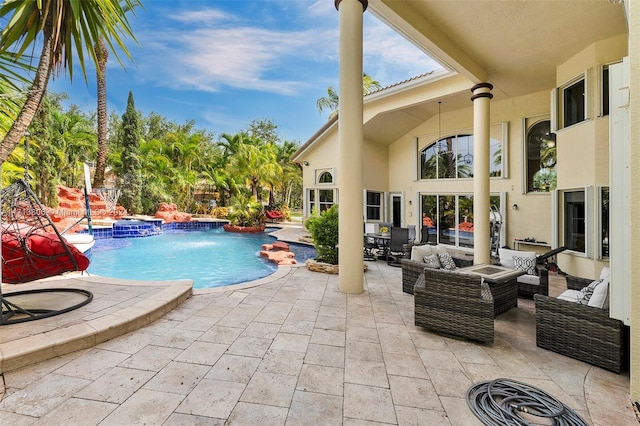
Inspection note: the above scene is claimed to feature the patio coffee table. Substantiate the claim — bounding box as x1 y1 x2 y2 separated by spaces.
462 264 524 316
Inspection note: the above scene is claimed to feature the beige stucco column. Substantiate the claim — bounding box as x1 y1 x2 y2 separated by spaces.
471 83 493 265
335 0 366 294
628 0 639 404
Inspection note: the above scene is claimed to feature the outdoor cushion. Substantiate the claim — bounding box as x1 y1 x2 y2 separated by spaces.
557 289 581 302
513 255 537 275
588 279 609 309
516 274 540 285
438 252 457 270
576 279 602 304
423 254 441 269
411 244 433 261
499 248 536 270
431 244 449 255
599 266 610 281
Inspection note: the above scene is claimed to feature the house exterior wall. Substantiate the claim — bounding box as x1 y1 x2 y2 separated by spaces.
363 141 389 191
389 90 552 255
299 127 390 220
554 35 626 278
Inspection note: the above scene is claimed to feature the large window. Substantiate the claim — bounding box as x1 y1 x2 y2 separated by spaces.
563 78 586 127
420 194 500 249
554 73 588 130
317 170 333 184
420 129 503 180
525 119 557 192
307 188 335 215
365 190 383 221
563 190 586 253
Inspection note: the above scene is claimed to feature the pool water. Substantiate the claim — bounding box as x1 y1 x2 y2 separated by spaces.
86 229 316 289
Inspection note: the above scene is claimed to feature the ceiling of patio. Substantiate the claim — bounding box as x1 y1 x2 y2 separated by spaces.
363 0 628 145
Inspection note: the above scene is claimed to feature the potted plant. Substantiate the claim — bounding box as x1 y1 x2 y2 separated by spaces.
223 195 266 233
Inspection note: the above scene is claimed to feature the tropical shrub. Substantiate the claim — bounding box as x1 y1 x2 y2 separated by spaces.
305 204 339 265
211 206 230 218
228 195 265 227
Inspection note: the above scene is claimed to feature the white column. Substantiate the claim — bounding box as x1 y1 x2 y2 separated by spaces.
627 0 640 404
336 0 366 294
471 83 493 265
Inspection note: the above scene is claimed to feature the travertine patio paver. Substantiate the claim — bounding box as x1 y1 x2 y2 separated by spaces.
0 236 636 425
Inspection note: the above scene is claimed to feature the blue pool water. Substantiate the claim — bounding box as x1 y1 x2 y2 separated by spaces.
86 228 316 289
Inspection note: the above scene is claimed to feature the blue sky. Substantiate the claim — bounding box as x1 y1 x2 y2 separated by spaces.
49 0 441 144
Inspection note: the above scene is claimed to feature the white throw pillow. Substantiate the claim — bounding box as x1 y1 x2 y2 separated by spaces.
513 255 537 275
599 267 610 281
423 254 441 269
411 244 433 262
587 279 609 309
499 248 536 270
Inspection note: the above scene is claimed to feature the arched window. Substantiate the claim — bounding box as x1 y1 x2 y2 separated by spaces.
526 120 556 192
420 134 480 179
318 171 333 184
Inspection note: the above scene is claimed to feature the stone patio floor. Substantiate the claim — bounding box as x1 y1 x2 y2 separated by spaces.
0 226 637 425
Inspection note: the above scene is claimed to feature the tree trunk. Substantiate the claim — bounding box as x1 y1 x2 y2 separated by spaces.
93 38 109 188
0 36 53 162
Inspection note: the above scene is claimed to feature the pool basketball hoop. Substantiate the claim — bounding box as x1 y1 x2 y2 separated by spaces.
95 188 121 214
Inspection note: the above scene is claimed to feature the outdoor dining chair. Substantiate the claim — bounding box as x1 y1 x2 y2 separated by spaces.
387 227 409 266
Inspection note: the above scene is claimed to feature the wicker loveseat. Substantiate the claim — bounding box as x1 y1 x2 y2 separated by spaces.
414 271 494 343
534 267 624 373
400 243 473 294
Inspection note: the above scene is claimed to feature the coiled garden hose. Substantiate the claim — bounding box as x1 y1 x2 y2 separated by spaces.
466 378 588 426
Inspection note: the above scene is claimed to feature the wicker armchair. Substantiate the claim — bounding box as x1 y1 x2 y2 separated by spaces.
516 267 549 299
534 274 624 373
414 271 494 343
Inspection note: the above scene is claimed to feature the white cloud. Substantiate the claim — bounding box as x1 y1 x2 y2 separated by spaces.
363 16 442 85
126 2 439 98
170 9 235 25
131 5 337 96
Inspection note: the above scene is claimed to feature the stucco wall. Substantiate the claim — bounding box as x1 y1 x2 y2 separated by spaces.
362 141 389 191
553 35 626 278
388 90 553 253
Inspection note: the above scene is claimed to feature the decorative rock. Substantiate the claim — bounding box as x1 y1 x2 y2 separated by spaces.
306 258 367 274
223 224 265 233
155 202 192 223
260 248 297 265
49 185 127 233
272 241 290 251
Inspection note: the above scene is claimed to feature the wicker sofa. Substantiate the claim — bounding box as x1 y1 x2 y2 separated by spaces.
414 271 494 343
534 268 624 373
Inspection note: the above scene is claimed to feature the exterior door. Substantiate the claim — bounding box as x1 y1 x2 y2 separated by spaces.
390 193 402 228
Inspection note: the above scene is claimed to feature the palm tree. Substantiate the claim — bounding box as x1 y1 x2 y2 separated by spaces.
94 0 140 189
50 107 96 188
93 38 109 188
0 0 141 162
316 73 382 118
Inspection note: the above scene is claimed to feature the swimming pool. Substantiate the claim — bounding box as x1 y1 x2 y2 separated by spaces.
86 229 316 289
